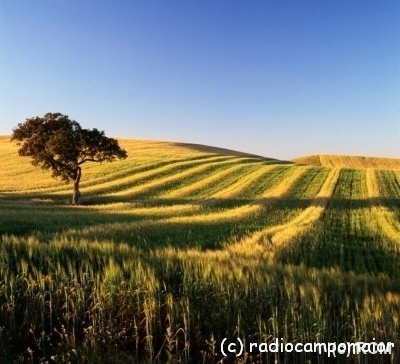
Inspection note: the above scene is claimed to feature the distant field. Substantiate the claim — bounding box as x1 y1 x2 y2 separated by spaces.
1 136 399 363
293 154 400 169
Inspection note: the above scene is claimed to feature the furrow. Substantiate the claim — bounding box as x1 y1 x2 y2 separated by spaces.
108 158 247 197
261 166 311 198
13 160 167 194
241 165 307 200
192 163 265 199
153 158 265 199
82 155 233 195
226 167 341 256
202 165 310 207
161 164 247 198
81 153 239 185
1 154 232 194
210 164 279 199
263 167 341 246
289 168 400 275
366 169 400 243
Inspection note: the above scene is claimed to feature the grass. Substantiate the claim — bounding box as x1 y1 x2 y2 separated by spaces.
0 136 399 363
293 154 400 170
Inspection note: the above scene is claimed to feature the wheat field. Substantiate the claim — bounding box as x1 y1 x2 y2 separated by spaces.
293 154 400 170
0 136 399 363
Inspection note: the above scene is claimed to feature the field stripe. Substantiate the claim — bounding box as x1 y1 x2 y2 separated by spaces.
13 160 172 193
202 165 310 208
226 167 341 256
66 204 264 242
169 165 312 222
210 164 279 199
192 163 266 199
161 164 248 198
108 158 252 197
81 156 234 195
1 154 233 194
93 202 204 218
243 166 308 200
315 155 400 169
264 167 341 246
165 203 262 224
77 166 311 234
381 170 400 197
83 156 235 193
260 166 310 198
154 159 268 199
366 169 400 243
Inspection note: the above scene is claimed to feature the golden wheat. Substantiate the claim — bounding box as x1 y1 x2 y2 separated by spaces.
294 154 400 169
162 164 246 198
1 136 399 363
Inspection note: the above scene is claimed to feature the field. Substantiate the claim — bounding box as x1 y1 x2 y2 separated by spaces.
0 135 400 363
293 154 400 170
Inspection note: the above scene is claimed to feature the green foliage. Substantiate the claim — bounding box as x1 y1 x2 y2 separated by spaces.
11 113 127 182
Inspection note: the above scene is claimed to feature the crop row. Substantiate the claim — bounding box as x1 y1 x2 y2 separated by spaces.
275 169 400 278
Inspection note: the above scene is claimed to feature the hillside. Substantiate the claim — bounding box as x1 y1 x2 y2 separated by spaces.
1 136 400 363
1 136 285 194
293 154 400 169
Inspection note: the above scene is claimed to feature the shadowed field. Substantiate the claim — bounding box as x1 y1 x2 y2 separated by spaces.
1 136 399 363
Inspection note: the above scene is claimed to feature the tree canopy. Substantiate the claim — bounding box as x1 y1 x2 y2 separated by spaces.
11 112 128 204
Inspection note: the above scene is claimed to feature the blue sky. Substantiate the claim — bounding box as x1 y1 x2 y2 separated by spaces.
1 0 399 160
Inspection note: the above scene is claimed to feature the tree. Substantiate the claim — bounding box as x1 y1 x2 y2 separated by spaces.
11 112 128 205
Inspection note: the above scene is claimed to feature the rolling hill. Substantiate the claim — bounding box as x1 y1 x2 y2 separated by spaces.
293 154 400 169
0 136 399 363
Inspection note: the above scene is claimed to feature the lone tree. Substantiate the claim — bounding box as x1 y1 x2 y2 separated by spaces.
11 112 128 205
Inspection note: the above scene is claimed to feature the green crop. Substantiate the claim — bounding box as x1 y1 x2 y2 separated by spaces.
0 137 399 363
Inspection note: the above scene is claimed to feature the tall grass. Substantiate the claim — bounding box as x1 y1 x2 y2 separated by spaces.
0 138 399 363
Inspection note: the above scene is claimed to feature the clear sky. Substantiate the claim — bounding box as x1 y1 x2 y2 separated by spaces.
1 0 399 160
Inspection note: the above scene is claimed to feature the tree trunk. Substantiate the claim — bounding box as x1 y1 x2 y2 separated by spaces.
72 166 82 205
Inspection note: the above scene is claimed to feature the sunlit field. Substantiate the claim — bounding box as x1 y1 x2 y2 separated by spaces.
1 136 399 363
293 154 400 170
